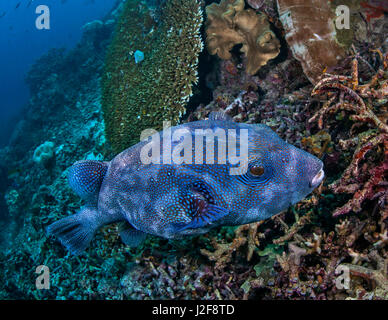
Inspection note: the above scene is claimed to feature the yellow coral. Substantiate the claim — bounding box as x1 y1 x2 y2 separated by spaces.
205 0 280 75
301 130 333 158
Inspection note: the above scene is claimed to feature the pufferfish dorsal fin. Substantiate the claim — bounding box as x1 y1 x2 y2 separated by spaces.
67 160 108 206
208 111 233 122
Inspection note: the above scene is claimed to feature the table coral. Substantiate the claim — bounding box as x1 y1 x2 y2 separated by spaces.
205 0 280 75
102 0 203 153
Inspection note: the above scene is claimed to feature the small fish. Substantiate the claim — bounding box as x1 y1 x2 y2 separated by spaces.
27 0 34 8
47 112 324 255
134 50 145 64
0 11 6 18
15 2 21 9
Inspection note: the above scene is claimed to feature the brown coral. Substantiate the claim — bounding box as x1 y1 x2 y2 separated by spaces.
309 51 388 217
205 0 280 75
277 0 346 84
200 236 247 270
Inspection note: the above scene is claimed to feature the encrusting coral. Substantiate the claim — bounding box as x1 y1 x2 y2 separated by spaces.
205 0 280 75
102 0 203 153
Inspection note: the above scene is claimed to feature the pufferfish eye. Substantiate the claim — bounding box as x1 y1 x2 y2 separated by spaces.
250 165 265 177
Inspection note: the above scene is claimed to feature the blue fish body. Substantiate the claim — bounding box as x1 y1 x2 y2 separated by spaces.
47 112 324 255
134 50 144 64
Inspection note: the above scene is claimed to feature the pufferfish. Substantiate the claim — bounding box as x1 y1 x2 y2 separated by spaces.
47 112 324 255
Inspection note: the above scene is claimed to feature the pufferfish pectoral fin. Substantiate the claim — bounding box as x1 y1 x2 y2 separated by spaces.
67 160 109 206
171 203 229 232
119 223 147 247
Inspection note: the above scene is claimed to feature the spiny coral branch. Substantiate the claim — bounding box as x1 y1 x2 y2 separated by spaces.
309 50 388 217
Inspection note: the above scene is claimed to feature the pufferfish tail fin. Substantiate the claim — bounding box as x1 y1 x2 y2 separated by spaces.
47 160 109 255
47 206 102 255
67 160 109 206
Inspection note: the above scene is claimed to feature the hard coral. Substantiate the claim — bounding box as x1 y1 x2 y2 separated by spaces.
205 0 280 75
277 0 346 84
102 0 203 153
309 50 388 217
33 141 56 168
200 235 247 270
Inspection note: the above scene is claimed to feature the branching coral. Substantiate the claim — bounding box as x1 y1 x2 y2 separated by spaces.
338 250 388 298
309 51 388 217
273 209 315 245
235 221 265 261
102 0 203 153
200 236 247 270
205 0 280 75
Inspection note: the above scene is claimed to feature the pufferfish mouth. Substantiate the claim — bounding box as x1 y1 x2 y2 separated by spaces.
310 168 325 188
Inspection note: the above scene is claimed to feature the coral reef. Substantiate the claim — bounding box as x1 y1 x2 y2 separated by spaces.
102 0 203 153
0 0 387 301
277 0 346 84
205 0 280 75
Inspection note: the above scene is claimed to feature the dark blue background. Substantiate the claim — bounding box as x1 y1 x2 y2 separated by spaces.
0 0 116 146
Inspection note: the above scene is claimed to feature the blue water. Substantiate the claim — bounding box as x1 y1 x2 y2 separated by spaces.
0 0 116 146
